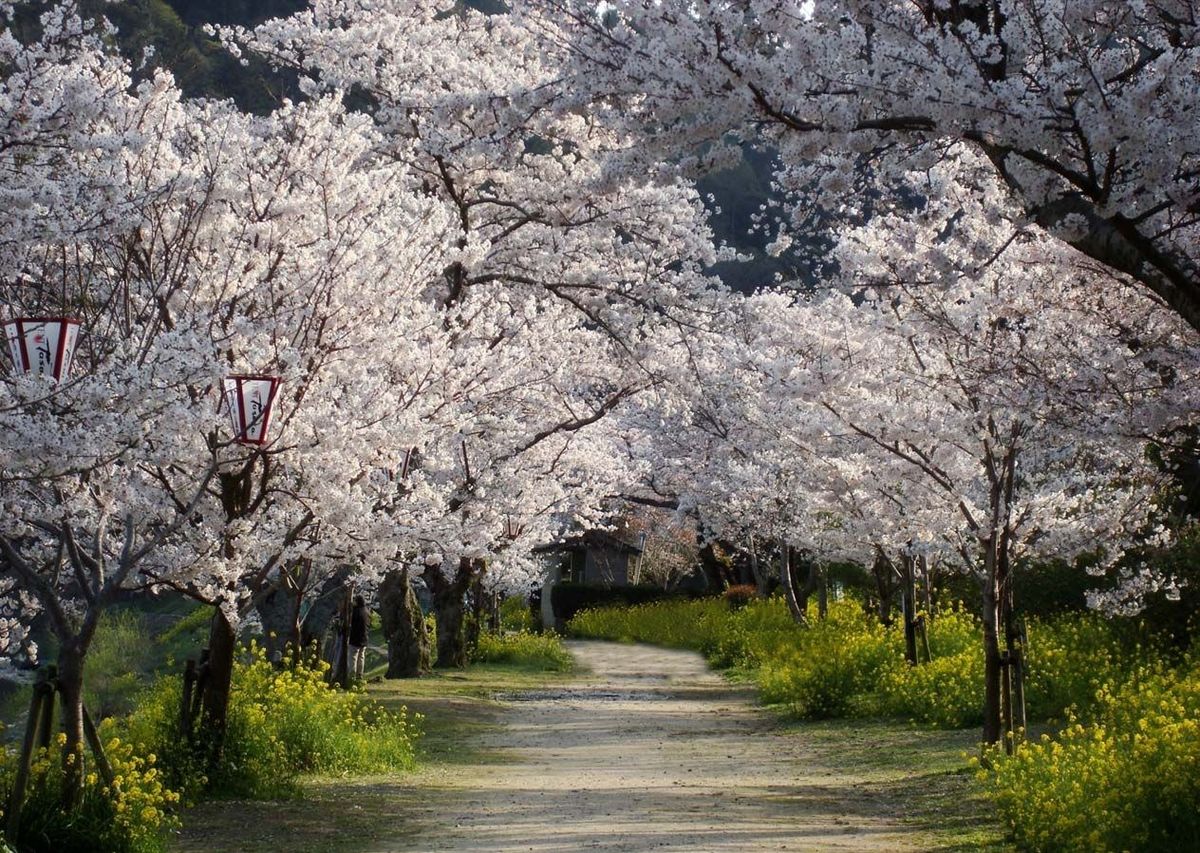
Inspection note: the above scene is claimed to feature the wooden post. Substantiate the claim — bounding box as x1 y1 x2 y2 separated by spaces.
7 677 49 842
901 558 919 666
181 659 197 739
1000 649 1014 755
1011 620 1028 743
35 665 56 750
918 614 933 664
81 705 115 786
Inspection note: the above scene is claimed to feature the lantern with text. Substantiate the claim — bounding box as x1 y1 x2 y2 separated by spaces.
4 317 81 381
223 375 282 446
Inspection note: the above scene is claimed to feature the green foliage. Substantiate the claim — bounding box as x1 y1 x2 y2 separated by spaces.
0 732 181 853
499 596 535 633
123 643 420 800
982 658 1200 852
85 611 156 719
470 631 573 672
154 604 212 652
569 597 729 650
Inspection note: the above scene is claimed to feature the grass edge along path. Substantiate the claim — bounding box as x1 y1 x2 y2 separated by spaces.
167 659 579 853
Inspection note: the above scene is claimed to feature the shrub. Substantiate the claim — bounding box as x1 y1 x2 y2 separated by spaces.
722 584 758 610
550 582 695 623
879 606 982 727
124 643 420 800
757 602 895 717
569 597 729 650
983 658 1200 852
1023 614 1145 722
471 631 573 671
499 596 535 633
0 731 181 853
569 596 1141 729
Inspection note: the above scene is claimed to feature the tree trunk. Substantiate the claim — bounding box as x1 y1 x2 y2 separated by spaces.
870 551 895 626
697 540 737 590
466 573 486 654
747 538 769 597
1000 547 1026 744
434 589 467 668
379 567 430 678
901 555 919 666
781 545 806 623
200 609 238 764
816 565 828 620
55 643 86 809
256 581 298 665
920 555 935 620
427 558 475 668
981 574 1004 745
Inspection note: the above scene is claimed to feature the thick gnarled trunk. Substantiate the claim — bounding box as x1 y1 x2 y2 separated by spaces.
379 567 430 678
426 557 477 669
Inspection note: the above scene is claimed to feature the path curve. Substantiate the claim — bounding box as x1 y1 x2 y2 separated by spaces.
408 640 925 852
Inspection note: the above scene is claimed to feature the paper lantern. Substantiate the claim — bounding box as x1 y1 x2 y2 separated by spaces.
222 375 282 445
4 317 81 381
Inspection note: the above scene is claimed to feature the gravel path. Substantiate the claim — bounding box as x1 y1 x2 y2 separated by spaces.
402 640 924 852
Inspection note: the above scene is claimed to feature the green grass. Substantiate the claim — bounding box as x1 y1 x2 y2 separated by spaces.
789 719 1009 851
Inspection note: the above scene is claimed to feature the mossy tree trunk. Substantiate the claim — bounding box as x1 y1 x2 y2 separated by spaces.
379 566 430 678
426 557 477 668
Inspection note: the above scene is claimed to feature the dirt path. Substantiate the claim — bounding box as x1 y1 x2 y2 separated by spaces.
175 641 998 852
389 641 933 852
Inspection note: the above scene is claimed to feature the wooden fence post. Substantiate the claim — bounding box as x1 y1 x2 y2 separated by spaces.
81 705 115 786
35 665 56 750
6 674 50 843
181 659 197 740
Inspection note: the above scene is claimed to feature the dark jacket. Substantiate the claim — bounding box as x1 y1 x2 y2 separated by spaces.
349 603 369 647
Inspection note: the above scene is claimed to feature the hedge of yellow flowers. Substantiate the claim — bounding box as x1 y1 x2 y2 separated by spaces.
569 597 1146 728
124 642 420 800
982 657 1200 852
0 729 180 853
471 630 574 670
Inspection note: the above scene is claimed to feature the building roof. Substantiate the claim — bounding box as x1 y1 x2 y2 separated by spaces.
534 529 644 555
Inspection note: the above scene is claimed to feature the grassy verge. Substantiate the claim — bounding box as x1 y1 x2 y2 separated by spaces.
789 719 1009 851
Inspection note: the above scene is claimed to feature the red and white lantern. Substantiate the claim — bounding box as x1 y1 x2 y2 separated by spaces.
222 375 282 446
4 317 81 381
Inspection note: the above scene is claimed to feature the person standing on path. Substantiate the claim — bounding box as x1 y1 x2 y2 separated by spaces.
349 594 370 681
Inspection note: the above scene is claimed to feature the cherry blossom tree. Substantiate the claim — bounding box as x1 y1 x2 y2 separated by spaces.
804 155 1189 742
533 0 1200 338
210 0 728 665
0 1 228 797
